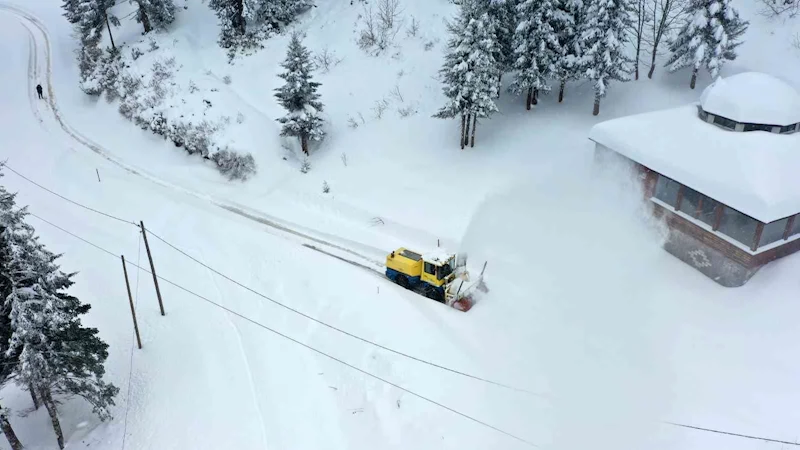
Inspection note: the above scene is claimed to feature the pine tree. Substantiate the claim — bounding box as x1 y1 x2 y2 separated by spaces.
0 172 119 450
510 0 563 110
665 0 748 89
209 0 246 49
0 179 24 450
552 0 584 102
74 0 119 50
434 1 500 149
133 0 176 33
487 0 517 84
577 0 634 115
275 32 325 156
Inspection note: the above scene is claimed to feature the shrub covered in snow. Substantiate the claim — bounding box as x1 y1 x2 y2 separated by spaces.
212 149 257 180
81 40 257 180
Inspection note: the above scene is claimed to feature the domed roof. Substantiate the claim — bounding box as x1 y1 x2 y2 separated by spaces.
699 72 800 126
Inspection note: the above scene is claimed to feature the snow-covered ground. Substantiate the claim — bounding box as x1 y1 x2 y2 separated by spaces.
1 0 800 449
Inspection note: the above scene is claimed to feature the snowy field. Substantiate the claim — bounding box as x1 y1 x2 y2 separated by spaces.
1 0 800 449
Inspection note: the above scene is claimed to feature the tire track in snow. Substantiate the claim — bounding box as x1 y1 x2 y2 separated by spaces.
0 2 387 274
197 245 271 450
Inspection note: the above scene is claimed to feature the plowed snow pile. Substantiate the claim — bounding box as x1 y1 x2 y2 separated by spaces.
457 162 800 449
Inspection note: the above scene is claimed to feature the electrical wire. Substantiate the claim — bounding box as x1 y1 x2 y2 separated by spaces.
4 163 538 396
121 231 142 450
145 228 541 397
27 212 538 448
3 164 137 226
665 422 800 446
28 211 800 449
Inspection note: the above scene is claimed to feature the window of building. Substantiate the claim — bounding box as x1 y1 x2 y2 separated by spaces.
718 207 759 246
678 186 703 218
696 105 708 122
759 217 790 248
780 124 798 134
697 196 719 227
744 123 776 132
713 115 737 130
791 214 800 237
653 175 680 206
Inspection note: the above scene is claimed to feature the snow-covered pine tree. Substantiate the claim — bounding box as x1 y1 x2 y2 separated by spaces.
487 0 517 88
552 0 584 102
665 0 748 89
75 0 119 50
209 0 246 49
133 0 176 33
578 0 635 115
0 178 24 450
434 0 500 148
0 179 118 450
252 0 313 29
274 32 325 156
510 0 563 110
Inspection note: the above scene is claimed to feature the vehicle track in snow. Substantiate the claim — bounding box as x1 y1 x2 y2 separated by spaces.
0 2 388 277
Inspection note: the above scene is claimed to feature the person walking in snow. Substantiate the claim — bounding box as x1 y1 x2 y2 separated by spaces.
36 84 43 99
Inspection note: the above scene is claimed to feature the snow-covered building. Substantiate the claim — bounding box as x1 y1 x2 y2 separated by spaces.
589 72 800 287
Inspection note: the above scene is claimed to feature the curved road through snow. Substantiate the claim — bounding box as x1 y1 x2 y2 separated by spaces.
0 1 387 273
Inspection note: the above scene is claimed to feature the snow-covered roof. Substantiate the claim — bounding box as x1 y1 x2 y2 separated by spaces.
422 250 453 265
589 104 800 223
699 72 800 126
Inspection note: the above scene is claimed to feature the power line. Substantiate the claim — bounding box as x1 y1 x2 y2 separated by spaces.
28 211 537 448
145 228 540 397
2 164 537 395
3 164 137 226
665 422 800 446
28 211 800 449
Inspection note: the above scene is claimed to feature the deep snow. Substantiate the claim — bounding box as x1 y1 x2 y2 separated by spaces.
0 0 799 449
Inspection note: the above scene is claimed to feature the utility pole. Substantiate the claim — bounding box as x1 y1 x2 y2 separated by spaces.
140 221 165 316
122 255 142 349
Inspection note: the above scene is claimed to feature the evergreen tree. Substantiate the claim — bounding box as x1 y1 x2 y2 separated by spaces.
577 0 634 115
510 0 563 110
133 0 176 33
0 172 119 450
0 178 24 450
274 32 325 156
552 0 584 102
74 0 119 50
434 1 500 149
665 0 748 89
487 0 517 83
209 0 246 49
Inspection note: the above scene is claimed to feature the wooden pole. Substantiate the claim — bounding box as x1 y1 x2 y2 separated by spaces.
96 168 101 182
140 221 165 316
122 255 142 349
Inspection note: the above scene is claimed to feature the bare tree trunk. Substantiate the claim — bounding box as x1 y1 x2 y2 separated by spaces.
647 52 657 79
497 73 502 98
464 114 471 148
300 134 309 155
104 12 116 50
690 67 697 89
558 79 566 103
234 0 246 35
633 0 645 80
593 95 601 116
28 383 39 410
525 88 532 110
137 1 152 34
532 89 538 105
41 389 64 450
460 114 466 150
470 114 476 148
0 404 23 450
43 390 64 450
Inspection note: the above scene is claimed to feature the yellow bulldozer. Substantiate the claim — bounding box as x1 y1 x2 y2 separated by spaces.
385 247 484 311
